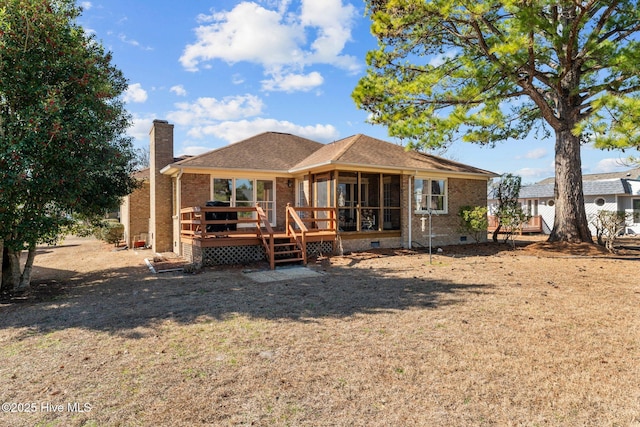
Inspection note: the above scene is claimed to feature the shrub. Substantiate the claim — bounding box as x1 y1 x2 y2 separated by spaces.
95 220 125 246
458 205 489 243
589 210 632 252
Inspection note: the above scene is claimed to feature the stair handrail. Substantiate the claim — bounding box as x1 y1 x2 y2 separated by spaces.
255 204 276 270
286 203 308 265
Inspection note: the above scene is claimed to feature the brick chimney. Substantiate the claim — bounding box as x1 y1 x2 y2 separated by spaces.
149 120 174 253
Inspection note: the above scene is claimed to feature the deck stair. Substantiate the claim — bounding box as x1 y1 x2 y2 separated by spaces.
270 235 304 265
181 204 336 270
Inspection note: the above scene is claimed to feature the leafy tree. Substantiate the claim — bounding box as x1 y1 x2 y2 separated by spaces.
353 0 640 245
0 0 138 293
589 210 631 252
134 145 150 170
489 173 522 242
499 203 529 248
458 205 488 243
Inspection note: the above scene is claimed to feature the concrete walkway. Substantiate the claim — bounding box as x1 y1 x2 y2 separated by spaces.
243 266 325 283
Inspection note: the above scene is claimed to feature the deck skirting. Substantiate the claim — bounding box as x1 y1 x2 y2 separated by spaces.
182 239 334 267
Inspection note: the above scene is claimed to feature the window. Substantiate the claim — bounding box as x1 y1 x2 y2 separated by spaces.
296 177 309 207
414 178 447 214
213 178 232 202
547 199 555 207
383 175 401 230
594 197 606 207
336 172 401 231
256 180 274 223
633 199 640 224
211 177 275 225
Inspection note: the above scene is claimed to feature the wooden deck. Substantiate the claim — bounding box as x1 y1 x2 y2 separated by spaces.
487 215 543 234
180 204 337 269
180 231 338 247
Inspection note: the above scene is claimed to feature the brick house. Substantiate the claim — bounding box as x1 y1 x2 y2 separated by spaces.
121 120 496 267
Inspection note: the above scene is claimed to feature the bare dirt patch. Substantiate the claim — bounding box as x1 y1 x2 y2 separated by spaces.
1 236 640 426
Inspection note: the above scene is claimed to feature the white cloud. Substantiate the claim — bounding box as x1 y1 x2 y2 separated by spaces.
118 34 153 51
187 118 339 143
80 2 92 10
170 85 188 97
429 50 457 67
261 71 323 92
299 0 359 71
179 1 359 91
126 113 156 142
123 83 148 103
520 148 548 160
592 158 628 173
181 145 212 156
167 94 264 125
181 3 302 71
231 74 245 85
515 166 553 182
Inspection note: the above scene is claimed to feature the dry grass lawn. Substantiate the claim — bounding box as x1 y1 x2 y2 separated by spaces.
1 236 640 426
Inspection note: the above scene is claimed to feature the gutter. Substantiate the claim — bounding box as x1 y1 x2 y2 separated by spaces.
160 164 179 176
289 160 497 179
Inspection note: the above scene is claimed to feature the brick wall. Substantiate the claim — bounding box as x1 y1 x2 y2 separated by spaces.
149 120 174 253
275 177 295 230
408 177 489 247
180 173 211 208
122 182 150 247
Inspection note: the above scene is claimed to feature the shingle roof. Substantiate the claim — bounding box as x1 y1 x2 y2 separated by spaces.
164 132 495 178
134 155 190 181
133 168 150 180
518 183 555 199
291 134 496 177
519 178 632 199
536 167 640 185
171 132 324 172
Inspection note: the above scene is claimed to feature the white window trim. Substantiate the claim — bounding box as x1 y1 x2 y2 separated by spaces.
210 176 277 226
413 177 448 214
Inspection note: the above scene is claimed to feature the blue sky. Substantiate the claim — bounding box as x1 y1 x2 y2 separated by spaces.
78 0 636 184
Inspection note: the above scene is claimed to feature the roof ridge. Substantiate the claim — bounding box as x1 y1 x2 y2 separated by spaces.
331 134 362 161
171 131 321 166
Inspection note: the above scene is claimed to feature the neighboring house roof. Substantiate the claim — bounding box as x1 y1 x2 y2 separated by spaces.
134 156 190 181
165 132 324 173
518 178 638 199
133 168 150 180
290 134 497 177
536 167 640 185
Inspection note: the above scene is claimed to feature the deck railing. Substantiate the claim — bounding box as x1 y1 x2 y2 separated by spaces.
180 205 337 268
255 205 276 269
286 204 338 232
487 215 543 234
285 204 309 266
180 206 260 239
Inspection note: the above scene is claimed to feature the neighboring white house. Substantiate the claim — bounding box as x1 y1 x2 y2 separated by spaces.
494 168 640 235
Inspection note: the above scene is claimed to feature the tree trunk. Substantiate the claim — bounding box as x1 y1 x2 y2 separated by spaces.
0 240 4 292
548 128 593 243
492 223 502 242
4 248 22 292
18 244 37 291
3 247 14 291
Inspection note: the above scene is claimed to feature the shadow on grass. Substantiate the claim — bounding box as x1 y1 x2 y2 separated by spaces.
0 260 493 335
